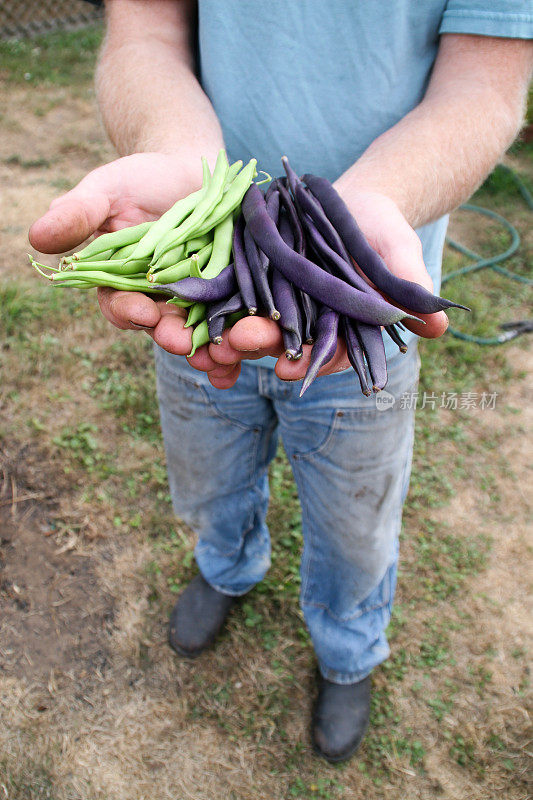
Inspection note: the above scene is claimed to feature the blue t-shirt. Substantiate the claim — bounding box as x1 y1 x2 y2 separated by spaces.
197 0 532 362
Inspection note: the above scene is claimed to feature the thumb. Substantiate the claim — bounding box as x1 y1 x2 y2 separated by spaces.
29 168 112 254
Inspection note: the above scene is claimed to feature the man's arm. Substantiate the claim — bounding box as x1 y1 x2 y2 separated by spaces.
221 33 533 382
29 0 232 374
96 0 222 164
336 34 533 229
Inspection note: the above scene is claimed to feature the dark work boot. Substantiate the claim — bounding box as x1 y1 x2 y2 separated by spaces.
312 673 371 763
168 574 237 658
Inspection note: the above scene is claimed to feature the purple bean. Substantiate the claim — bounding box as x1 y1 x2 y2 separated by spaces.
385 324 408 353
281 327 303 361
276 179 305 255
266 187 280 225
207 292 244 344
282 156 348 259
303 173 469 314
207 291 245 322
300 307 339 396
265 180 278 202
242 183 421 327
300 208 382 299
159 262 236 302
278 207 294 248
299 184 350 258
233 216 258 315
354 322 388 391
271 267 302 336
278 207 315 343
207 314 226 345
341 316 372 396
280 155 300 197
298 290 317 344
243 225 280 321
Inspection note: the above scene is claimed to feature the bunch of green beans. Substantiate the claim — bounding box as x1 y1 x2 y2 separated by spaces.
30 150 259 352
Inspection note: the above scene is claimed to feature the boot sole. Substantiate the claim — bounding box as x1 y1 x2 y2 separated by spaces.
311 737 364 764
168 632 215 659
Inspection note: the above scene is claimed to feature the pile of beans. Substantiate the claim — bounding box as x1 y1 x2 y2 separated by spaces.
31 150 466 396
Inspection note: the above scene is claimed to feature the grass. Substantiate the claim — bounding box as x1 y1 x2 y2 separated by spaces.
0 25 103 86
0 760 56 800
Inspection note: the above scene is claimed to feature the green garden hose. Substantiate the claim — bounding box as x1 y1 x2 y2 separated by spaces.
443 164 532 345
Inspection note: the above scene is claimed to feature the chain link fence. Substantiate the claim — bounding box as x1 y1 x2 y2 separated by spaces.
0 0 103 39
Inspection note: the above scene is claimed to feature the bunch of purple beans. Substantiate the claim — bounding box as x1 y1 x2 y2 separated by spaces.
161 156 468 396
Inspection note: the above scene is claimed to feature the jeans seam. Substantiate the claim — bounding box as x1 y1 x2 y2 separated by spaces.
160 365 260 434
319 665 375 684
292 409 339 461
301 593 391 623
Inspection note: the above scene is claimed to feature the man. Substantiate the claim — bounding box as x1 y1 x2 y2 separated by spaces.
30 0 532 763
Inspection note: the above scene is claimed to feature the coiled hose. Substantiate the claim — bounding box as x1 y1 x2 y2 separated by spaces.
444 164 532 345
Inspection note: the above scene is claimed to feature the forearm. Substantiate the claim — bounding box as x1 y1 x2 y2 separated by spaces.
96 0 223 173
337 35 533 228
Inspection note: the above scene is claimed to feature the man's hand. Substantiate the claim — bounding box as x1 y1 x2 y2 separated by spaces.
29 151 220 362
201 189 448 387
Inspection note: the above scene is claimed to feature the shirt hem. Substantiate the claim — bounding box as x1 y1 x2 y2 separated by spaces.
439 11 533 40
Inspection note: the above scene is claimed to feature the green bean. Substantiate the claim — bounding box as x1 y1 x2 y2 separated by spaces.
68 257 150 274
195 243 215 269
149 259 193 285
148 242 187 273
192 159 257 239
148 161 235 264
185 302 206 328
166 297 192 308
128 188 205 263
144 152 233 266
110 242 138 260
185 232 212 256
52 280 97 288
189 258 201 279
73 221 154 261
201 156 211 186
78 247 115 262
151 243 213 284
201 212 234 279
222 158 243 188
61 248 114 269
152 223 190 265
49 270 166 293
154 149 229 257
188 320 209 357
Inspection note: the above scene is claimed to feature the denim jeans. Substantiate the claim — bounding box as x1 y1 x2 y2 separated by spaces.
154 346 420 684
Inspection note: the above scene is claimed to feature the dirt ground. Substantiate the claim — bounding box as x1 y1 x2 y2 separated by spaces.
0 74 531 800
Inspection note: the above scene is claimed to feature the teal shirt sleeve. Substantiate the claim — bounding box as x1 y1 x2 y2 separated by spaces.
440 1 533 38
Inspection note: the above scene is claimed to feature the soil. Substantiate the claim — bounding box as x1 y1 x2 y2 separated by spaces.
0 441 113 684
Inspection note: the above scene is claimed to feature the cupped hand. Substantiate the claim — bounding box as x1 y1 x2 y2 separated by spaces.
28 150 222 365
204 188 448 386
29 152 207 253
